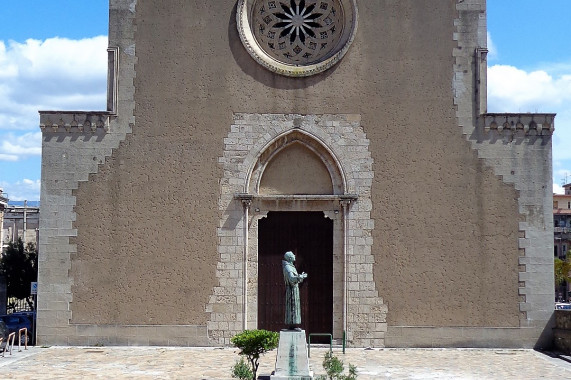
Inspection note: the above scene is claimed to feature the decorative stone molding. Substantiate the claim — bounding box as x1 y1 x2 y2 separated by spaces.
237 0 358 77
481 113 555 136
247 128 347 194
209 113 387 347
39 112 111 133
236 194 358 201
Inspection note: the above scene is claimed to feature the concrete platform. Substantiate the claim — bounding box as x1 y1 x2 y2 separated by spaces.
0 346 570 379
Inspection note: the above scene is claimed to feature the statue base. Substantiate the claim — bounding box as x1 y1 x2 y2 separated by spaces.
270 329 313 380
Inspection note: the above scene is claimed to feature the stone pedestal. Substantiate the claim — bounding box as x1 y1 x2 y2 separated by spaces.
271 330 313 380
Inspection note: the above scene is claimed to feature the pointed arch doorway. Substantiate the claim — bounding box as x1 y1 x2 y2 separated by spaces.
258 211 333 337
210 115 381 347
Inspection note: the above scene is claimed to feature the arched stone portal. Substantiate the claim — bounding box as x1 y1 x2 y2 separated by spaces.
208 114 387 347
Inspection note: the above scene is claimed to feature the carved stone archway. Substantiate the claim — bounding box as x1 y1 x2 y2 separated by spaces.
247 128 346 195
208 114 387 347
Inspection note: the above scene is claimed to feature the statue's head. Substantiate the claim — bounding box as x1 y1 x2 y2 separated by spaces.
284 251 295 263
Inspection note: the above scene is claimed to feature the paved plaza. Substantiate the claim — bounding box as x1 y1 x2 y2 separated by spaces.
0 346 570 379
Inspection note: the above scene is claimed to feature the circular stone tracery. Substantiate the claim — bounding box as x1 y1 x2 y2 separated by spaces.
237 0 358 77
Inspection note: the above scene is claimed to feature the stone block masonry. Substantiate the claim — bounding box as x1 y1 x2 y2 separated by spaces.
210 113 387 347
453 0 554 344
37 0 137 346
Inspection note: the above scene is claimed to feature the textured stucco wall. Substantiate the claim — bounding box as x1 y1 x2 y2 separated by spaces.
37 0 556 347
37 0 139 345
70 0 519 327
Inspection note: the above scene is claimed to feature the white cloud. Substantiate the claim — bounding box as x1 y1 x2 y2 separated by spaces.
0 132 42 161
0 36 107 201
0 36 107 132
536 61 571 78
488 65 571 112
488 64 571 179
0 179 40 202
554 183 564 195
0 154 18 161
487 32 497 61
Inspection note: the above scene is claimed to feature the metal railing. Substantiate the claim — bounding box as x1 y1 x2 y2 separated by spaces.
307 333 332 358
307 331 347 358
1 333 15 357
18 328 28 351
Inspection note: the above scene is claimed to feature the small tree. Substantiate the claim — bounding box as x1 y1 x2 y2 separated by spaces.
0 238 38 310
231 329 279 380
555 257 571 286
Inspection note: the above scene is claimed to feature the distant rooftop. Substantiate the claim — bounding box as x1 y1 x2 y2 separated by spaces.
0 189 8 205
7 201 40 207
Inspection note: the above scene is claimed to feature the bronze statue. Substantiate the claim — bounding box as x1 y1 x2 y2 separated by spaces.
282 251 308 329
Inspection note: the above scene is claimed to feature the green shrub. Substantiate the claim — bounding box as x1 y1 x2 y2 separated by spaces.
230 329 279 380
316 351 357 380
231 357 253 380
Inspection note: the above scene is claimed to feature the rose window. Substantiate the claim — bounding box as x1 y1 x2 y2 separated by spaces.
237 0 358 77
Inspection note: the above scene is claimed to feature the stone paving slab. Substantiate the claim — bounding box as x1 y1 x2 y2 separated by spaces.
0 347 570 379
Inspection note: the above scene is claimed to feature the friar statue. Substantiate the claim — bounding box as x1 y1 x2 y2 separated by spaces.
282 251 308 329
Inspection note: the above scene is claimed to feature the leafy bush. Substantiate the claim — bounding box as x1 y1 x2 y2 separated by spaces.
231 357 253 380
555 256 571 285
230 329 279 380
316 351 357 380
0 238 37 310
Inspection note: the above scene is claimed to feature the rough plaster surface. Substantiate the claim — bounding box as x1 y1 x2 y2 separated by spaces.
451 0 554 337
37 0 138 345
37 0 554 347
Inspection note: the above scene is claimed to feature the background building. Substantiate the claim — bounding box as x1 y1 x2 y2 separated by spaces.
38 0 555 348
2 201 40 250
554 184 571 301
0 189 8 252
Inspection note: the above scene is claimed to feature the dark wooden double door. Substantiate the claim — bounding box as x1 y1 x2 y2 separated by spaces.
258 212 333 339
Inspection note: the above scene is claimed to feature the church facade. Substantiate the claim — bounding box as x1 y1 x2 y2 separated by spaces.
38 0 555 348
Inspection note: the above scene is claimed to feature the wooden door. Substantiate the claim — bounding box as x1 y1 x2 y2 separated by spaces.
258 212 333 339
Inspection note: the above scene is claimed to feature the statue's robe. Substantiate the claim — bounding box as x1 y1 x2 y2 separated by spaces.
282 260 303 325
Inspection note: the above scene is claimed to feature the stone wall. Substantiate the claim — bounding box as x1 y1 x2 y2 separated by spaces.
453 0 554 345
209 113 387 347
36 0 137 345
36 0 554 348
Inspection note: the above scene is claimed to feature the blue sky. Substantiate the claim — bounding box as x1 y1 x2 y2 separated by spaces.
0 1 570 201
487 0 571 191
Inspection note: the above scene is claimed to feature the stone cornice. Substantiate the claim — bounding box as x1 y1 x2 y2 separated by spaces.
39 111 112 133
481 113 556 136
235 193 358 202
